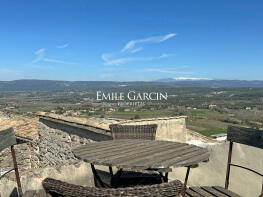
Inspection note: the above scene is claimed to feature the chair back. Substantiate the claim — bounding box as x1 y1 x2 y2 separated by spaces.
109 124 158 140
0 127 23 196
0 128 17 152
225 126 263 196
227 126 263 149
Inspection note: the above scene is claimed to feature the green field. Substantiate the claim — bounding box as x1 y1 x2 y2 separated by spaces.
185 109 254 136
111 109 174 119
186 118 228 136
1 86 262 137
111 108 252 137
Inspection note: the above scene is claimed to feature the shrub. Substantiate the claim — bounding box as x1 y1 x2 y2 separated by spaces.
134 114 140 119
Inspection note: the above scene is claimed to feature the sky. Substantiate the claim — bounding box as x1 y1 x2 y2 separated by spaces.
0 0 262 81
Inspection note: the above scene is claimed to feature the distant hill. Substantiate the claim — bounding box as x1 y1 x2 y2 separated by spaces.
155 78 263 88
0 80 164 91
1 79 263 91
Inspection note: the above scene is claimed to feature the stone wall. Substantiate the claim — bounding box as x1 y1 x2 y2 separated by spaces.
0 143 34 172
33 123 92 168
39 117 112 141
122 116 187 142
38 115 189 142
0 122 93 177
169 142 263 197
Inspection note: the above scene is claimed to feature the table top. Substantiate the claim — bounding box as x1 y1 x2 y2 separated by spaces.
73 139 210 171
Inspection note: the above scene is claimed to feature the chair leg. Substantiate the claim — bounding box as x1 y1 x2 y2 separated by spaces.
225 141 233 189
109 166 113 177
159 172 169 183
111 168 123 188
90 163 110 188
159 172 164 183
181 166 191 197
165 172 168 182
11 145 23 197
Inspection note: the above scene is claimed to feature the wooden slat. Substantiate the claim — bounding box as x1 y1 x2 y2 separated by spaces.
0 128 16 152
75 139 170 154
79 140 158 163
75 140 147 157
152 148 208 168
176 152 210 167
201 186 228 197
186 189 203 197
108 143 186 164
73 141 113 152
119 145 199 169
74 139 176 153
73 139 134 153
212 186 241 197
74 139 209 170
78 140 160 158
77 140 173 159
74 140 144 160
190 187 215 197
87 141 183 166
227 126 263 149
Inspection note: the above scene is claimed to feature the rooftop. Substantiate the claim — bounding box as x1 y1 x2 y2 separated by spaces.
0 111 39 140
38 112 186 130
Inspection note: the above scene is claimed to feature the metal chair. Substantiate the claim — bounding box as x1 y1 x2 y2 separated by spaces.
184 126 263 197
0 128 23 196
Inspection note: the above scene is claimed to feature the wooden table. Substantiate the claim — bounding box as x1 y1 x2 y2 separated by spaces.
73 139 210 192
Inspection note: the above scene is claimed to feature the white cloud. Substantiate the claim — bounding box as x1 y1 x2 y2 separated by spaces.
102 53 170 66
159 53 169 58
102 55 131 66
121 33 176 53
130 47 143 53
144 68 194 74
56 43 69 49
173 77 212 81
102 33 176 66
32 48 45 63
31 48 75 65
43 58 75 65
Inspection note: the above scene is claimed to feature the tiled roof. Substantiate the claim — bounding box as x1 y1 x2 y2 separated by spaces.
0 112 39 140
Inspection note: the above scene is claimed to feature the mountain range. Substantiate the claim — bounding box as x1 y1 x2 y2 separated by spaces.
0 79 263 91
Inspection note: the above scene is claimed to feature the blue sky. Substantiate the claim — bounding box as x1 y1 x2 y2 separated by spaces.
0 0 262 81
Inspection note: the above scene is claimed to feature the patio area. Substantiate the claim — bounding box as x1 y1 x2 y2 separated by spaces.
0 118 263 197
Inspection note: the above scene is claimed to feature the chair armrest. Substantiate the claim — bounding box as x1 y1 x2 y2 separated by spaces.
0 168 14 179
